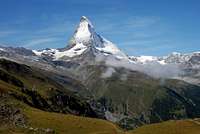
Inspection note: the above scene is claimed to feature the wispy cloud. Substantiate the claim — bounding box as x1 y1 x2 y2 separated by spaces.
0 31 18 37
23 37 60 48
126 16 159 28
36 20 75 36
21 20 75 48
123 43 175 56
96 15 160 33
0 17 75 48
121 39 171 46
93 14 172 56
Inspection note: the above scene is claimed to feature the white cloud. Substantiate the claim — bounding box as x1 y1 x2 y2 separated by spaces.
96 54 183 79
101 67 116 78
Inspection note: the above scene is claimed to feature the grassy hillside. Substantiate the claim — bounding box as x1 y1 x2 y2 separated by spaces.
0 100 124 134
23 107 124 134
1 103 200 134
129 119 200 134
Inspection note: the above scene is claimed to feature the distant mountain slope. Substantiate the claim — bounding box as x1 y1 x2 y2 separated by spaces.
0 58 98 118
73 64 200 129
130 52 200 85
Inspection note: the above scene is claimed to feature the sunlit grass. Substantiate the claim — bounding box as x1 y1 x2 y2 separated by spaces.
129 120 200 134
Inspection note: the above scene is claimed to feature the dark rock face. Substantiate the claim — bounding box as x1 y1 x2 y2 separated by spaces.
189 55 200 65
47 89 98 117
0 46 35 56
10 84 99 119
52 60 80 69
0 59 31 76
9 47 35 56
0 69 24 87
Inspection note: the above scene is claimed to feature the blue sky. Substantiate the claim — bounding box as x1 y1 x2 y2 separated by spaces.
0 0 200 56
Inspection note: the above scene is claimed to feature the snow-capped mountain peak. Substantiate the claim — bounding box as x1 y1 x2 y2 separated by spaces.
80 16 94 28
67 16 128 59
33 16 129 60
69 16 106 48
73 16 95 44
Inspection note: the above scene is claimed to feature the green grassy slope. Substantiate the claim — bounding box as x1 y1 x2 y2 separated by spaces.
0 97 124 134
24 107 124 134
129 119 200 134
